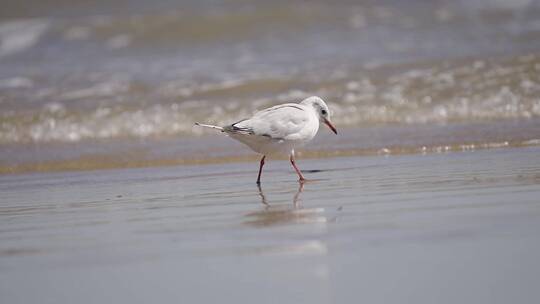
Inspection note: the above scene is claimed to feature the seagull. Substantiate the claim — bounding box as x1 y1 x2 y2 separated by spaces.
195 96 337 184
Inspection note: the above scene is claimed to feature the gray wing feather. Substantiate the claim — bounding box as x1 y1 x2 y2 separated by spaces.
223 119 254 135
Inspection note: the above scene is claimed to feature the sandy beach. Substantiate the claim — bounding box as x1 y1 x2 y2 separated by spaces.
1 146 539 303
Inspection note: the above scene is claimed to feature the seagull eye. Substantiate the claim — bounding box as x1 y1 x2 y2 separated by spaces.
321 109 327 115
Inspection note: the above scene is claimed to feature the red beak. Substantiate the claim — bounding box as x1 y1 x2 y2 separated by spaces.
324 118 337 134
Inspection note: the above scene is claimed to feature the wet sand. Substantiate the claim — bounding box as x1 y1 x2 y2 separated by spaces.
1 146 540 303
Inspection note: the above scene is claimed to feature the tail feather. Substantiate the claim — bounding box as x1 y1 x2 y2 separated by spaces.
194 122 224 131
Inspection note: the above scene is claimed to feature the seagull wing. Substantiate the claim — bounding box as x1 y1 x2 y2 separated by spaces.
232 104 311 140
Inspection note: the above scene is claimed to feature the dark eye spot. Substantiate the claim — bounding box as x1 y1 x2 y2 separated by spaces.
321 109 327 115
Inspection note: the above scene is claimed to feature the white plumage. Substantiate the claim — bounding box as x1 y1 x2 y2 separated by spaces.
195 96 337 183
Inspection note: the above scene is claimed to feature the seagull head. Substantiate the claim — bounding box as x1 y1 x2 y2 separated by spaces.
300 96 337 134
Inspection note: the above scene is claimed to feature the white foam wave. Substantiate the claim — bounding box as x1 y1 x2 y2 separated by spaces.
1 54 540 144
0 77 33 89
0 19 50 57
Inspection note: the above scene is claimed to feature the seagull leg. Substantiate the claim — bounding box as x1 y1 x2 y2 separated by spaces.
256 155 266 184
290 154 306 182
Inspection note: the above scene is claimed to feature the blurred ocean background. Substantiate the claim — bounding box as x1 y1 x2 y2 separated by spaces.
1 0 540 172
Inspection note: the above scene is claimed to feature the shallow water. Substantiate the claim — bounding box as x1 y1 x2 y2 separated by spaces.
2 1 540 173
1 147 539 303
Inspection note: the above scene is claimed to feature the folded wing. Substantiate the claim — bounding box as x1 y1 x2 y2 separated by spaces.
233 104 310 140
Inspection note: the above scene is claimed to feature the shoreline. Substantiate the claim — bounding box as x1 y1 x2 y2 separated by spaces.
1 138 540 175
2 118 540 174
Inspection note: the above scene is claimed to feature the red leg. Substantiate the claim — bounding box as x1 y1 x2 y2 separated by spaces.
290 154 305 182
256 155 266 184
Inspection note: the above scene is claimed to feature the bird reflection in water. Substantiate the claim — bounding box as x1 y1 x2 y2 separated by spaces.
245 182 330 227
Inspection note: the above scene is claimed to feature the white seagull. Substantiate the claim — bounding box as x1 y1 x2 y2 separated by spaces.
195 96 337 184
